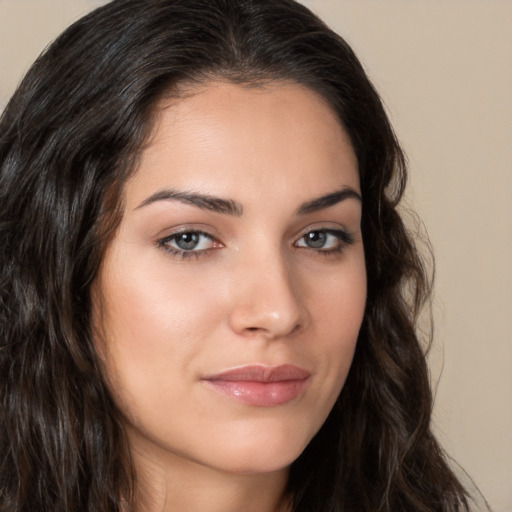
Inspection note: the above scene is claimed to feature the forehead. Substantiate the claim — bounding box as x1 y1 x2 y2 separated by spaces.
125 80 359 209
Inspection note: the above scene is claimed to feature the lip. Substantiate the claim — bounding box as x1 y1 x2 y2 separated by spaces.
202 364 310 407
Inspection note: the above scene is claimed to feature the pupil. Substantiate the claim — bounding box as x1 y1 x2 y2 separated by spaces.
306 231 326 248
176 232 199 250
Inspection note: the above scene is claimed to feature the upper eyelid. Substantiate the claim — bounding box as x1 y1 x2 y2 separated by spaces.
165 228 213 238
294 223 350 239
156 224 220 241
295 228 353 243
159 229 217 244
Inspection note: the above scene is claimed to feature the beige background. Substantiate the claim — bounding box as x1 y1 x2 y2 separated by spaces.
1 1 510 510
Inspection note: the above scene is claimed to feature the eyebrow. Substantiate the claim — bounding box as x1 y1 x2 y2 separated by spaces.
135 186 361 216
136 188 244 216
297 188 361 215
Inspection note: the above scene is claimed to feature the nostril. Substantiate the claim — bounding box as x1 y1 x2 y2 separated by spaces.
242 322 303 338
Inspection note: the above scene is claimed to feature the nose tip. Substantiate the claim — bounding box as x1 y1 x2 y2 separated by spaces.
230 301 305 340
228 264 309 340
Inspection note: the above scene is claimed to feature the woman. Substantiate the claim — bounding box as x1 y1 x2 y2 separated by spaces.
0 0 485 511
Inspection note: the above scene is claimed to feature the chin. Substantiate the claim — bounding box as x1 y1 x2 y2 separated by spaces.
199 422 315 475
213 450 301 476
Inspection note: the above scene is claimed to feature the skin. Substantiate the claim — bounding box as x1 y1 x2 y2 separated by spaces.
95 81 367 512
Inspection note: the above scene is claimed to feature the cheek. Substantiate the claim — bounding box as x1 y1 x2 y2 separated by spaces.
310 251 366 336
309 252 366 386
109 241 222 322
94 269 228 448
93 253 225 402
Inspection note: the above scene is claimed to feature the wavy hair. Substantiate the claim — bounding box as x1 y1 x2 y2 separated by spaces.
1 0 472 510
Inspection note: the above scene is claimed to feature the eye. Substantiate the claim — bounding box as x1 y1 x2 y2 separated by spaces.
157 230 221 259
295 229 354 253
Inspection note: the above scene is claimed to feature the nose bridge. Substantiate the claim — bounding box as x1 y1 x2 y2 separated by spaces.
228 244 308 339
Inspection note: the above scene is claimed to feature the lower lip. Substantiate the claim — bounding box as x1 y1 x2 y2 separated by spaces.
203 379 309 407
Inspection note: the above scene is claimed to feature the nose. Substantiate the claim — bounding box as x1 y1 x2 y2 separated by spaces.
228 252 310 340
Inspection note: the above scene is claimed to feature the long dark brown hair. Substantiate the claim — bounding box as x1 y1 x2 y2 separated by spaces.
0 0 475 510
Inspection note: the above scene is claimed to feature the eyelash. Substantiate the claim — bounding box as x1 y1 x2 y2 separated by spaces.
156 228 355 260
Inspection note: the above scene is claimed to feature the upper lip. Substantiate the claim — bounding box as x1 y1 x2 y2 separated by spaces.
204 364 310 382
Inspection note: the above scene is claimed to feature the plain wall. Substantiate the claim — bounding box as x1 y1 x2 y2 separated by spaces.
1 1 511 510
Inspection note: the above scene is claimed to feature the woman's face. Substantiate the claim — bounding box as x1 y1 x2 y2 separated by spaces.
95 81 366 476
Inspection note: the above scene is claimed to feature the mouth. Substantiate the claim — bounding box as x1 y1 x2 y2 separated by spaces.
202 364 310 407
